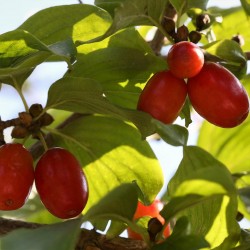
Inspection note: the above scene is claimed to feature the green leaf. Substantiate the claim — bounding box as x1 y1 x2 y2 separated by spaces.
83 183 138 233
46 115 164 211
152 120 189 146
0 29 76 86
95 0 124 17
233 229 250 250
203 39 247 78
169 0 208 26
45 76 156 138
152 217 209 250
70 29 166 110
0 219 82 250
161 194 223 223
197 118 250 220
19 4 112 45
180 98 192 127
240 0 250 16
197 117 250 174
165 146 240 249
211 7 250 51
47 38 77 65
78 0 169 44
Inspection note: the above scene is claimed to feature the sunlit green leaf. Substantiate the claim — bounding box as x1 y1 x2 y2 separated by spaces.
45 76 156 137
19 4 112 45
165 146 240 249
78 0 168 44
197 117 250 174
0 29 76 86
211 7 250 51
70 29 166 110
46 115 164 211
198 117 250 220
0 219 82 250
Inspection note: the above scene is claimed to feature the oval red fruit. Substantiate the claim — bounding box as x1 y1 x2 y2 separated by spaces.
127 200 170 240
35 147 88 219
167 41 204 79
137 70 187 124
187 62 249 128
0 143 34 210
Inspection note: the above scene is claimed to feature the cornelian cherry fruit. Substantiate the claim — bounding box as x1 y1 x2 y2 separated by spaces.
137 70 187 124
167 41 204 79
35 147 88 219
0 143 34 210
127 199 170 240
187 62 249 128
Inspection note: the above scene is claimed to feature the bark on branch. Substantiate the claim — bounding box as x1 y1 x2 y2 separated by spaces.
0 217 148 250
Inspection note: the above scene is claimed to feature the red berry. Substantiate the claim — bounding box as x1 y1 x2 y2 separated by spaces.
0 143 34 210
167 41 204 79
137 70 187 124
187 62 249 128
35 147 88 219
127 200 170 240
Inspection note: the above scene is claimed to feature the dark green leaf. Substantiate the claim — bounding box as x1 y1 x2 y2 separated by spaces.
48 38 77 65
204 39 247 78
83 183 138 232
19 4 112 45
180 98 192 127
152 120 189 146
95 0 125 17
152 217 209 250
0 219 82 250
240 0 250 16
46 115 164 211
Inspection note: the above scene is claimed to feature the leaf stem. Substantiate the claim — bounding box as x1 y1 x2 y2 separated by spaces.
10 75 29 113
37 131 48 152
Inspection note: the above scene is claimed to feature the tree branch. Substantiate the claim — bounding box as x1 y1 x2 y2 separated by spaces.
149 3 177 55
0 217 148 250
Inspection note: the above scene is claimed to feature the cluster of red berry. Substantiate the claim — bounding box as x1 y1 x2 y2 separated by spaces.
137 41 249 128
0 143 88 219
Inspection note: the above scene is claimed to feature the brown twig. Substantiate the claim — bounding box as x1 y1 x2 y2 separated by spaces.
149 3 177 55
0 217 148 250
